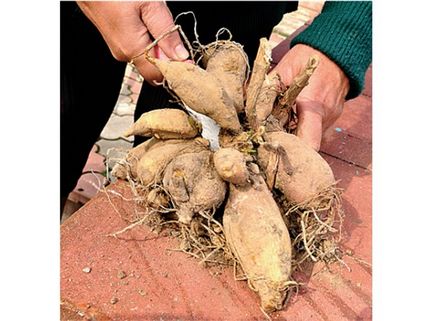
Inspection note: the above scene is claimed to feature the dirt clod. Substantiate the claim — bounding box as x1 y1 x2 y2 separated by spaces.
117 270 127 279
138 289 147 296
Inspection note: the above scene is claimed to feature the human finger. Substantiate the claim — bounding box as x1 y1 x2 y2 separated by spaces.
140 1 189 61
295 100 324 151
133 40 167 85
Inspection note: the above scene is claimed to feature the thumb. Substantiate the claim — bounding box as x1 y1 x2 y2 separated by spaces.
140 2 189 61
295 100 324 152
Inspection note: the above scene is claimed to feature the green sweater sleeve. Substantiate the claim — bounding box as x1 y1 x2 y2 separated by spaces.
291 1 372 99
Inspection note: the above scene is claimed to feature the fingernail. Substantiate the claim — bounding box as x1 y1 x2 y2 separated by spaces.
175 44 189 60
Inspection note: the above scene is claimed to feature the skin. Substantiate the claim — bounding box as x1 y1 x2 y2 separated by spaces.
270 44 350 151
77 1 189 84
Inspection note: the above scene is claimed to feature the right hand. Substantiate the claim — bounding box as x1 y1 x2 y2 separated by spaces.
77 1 190 84
270 44 349 151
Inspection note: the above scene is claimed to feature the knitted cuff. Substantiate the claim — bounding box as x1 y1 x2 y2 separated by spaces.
291 1 372 99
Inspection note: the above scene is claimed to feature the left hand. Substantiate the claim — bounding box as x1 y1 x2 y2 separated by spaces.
270 44 350 151
77 1 190 85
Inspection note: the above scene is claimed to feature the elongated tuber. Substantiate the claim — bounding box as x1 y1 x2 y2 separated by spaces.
163 150 227 224
223 165 292 313
213 147 250 186
111 138 159 180
136 137 209 186
203 41 248 113
151 59 242 133
258 131 335 204
123 108 200 139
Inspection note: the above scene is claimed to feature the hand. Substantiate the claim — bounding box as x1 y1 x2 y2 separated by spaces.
270 44 350 151
77 1 189 84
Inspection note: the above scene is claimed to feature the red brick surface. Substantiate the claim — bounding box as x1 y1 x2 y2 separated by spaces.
122 77 142 95
69 145 107 205
323 95 372 142
61 154 372 320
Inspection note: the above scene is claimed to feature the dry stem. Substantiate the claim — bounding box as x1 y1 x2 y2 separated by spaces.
245 38 272 129
271 56 319 130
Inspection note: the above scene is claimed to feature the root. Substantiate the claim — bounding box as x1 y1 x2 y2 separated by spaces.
260 307 272 321
233 261 247 281
84 171 142 223
178 25 195 62
300 213 318 262
107 213 149 238
283 183 345 270
130 25 181 64
174 11 202 61
177 209 236 267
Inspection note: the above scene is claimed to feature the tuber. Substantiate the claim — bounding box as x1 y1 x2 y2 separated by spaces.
123 108 200 139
